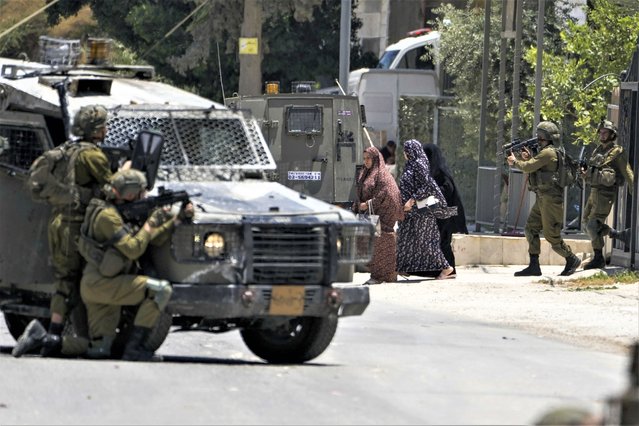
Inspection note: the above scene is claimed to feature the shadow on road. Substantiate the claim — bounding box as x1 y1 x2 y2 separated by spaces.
0 344 334 367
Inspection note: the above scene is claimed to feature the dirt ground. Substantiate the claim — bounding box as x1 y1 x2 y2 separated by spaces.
354 265 639 355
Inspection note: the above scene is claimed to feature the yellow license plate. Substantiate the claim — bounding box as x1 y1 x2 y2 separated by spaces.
269 286 305 316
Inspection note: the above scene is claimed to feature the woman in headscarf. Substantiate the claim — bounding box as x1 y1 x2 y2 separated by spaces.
353 146 404 284
423 143 468 278
396 139 454 279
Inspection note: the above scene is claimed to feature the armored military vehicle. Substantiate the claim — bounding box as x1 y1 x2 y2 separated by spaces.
0 39 372 363
225 82 367 208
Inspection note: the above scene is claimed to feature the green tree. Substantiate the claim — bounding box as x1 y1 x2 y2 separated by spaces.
431 0 572 161
521 0 639 145
42 0 367 101
0 0 50 59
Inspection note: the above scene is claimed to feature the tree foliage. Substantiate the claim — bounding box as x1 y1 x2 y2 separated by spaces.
0 0 50 60
432 0 639 162
431 0 572 162
521 0 639 145
38 0 370 101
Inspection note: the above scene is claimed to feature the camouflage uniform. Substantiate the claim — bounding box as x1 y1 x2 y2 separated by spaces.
582 120 634 269
49 107 112 344
12 106 113 358
48 146 113 333
509 121 580 277
80 170 174 360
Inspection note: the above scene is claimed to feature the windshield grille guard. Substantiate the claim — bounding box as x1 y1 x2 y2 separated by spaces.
102 107 276 171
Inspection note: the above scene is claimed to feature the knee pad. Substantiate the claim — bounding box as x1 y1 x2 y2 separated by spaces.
145 278 173 311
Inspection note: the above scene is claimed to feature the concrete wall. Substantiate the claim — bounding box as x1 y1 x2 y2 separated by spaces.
453 234 594 266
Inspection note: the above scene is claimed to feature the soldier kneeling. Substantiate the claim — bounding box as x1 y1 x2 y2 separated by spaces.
12 169 191 360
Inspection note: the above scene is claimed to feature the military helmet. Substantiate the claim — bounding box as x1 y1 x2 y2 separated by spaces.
71 105 108 138
598 119 617 139
108 169 147 199
536 121 560 144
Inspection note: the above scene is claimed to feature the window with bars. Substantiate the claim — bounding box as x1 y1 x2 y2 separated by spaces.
0 127 44 171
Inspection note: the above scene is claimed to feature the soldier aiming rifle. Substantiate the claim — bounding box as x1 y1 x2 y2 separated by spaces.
506 121 581 277
500 137 540 160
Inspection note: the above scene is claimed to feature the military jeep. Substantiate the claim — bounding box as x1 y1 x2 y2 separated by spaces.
0 52 372 363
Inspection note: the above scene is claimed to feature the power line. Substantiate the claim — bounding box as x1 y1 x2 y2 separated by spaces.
0 0 63 41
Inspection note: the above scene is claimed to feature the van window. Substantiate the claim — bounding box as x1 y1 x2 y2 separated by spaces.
397 45 435 70
377 50 399 69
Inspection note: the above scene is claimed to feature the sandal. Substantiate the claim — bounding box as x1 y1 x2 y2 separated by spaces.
436 267 455 280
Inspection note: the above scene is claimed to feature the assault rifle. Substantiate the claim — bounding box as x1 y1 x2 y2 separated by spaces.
117 186 200 225
499 137 539 159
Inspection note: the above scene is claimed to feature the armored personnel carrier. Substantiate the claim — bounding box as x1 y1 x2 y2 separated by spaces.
0 39 372 363
225 81 367 208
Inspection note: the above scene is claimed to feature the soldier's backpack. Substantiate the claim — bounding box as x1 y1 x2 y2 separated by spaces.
554 146 580 188
26 141 95 207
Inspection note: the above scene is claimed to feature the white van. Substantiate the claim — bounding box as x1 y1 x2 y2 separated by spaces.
348 30 444 144
377 29 440 70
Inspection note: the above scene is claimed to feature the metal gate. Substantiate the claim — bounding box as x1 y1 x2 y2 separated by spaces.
613 37 639 269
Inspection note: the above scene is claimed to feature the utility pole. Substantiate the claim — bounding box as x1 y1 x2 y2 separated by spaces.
476 0 492 232
339 0 352 93
239 0 262 96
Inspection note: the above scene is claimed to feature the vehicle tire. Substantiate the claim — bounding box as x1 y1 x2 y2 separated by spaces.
4 313 49 341
240 315 338 364
110 309 172 358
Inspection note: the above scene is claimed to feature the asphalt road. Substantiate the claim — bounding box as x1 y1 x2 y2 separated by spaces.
0 268 632 425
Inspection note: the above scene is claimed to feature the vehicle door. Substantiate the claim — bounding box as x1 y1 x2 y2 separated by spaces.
333 97 362 205
0 111 54 287
268 97 334 202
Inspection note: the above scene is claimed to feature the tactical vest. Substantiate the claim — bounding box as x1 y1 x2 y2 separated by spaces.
586 144 624 189
26 141 100 214
77 198 131 277
528 147 559 192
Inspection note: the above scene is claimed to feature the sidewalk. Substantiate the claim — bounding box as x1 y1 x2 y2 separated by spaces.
354 265 639 355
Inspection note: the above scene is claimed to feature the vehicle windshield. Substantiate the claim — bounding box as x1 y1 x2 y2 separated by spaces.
376 50 399 69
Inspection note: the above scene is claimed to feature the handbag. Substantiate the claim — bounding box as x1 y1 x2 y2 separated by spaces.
358 200 381 237
416 195 458 220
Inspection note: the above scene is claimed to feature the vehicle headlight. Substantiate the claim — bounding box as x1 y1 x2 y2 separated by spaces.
204 232 225 258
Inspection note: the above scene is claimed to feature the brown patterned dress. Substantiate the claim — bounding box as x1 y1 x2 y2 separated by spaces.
353 147 404 282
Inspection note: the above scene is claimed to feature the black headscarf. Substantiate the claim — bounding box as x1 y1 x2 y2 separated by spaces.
423 143 468 234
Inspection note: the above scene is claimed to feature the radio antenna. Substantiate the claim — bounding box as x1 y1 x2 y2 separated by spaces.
217 41 226 104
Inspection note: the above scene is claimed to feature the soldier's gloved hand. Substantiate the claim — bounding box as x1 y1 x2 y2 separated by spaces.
146 206 173 228
177 202 194 224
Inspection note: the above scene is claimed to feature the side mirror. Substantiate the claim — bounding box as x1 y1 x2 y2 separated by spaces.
131 129 164 190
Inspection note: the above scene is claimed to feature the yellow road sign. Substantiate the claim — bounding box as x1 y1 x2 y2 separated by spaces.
239 37 258 55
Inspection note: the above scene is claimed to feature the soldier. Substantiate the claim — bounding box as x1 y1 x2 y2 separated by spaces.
12 105 113 358
507 121 581 277
582 120 634 269
79 169 191 361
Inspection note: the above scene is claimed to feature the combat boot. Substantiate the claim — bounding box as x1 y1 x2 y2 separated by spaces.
514 255 542 277
122 326 157 361
583 249 605 270
40 321 64 357
560 254 581 276
12 319 61 358
610 228 631 246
